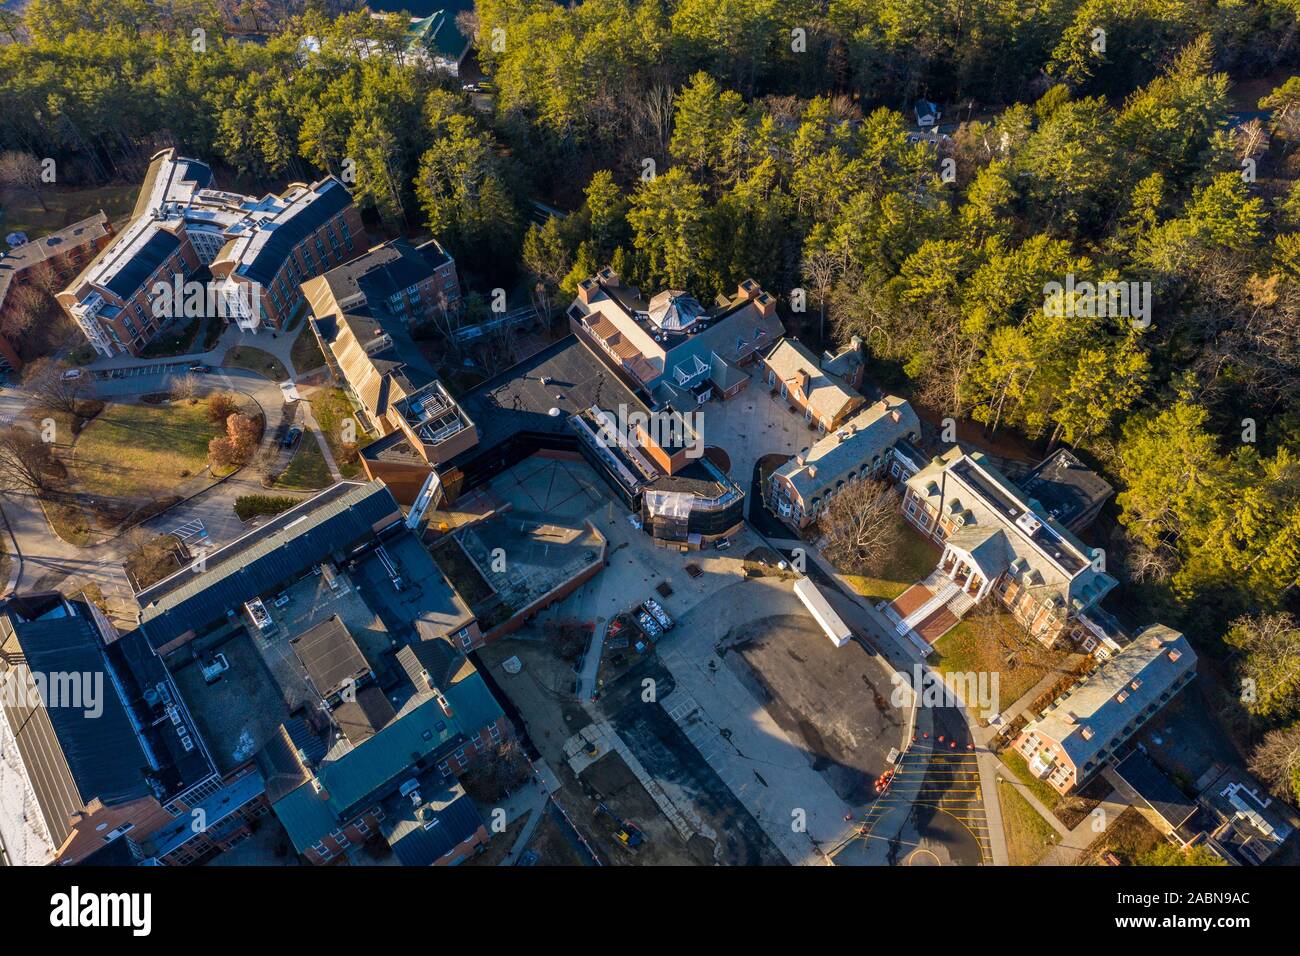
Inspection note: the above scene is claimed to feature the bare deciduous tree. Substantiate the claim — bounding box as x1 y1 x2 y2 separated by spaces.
1249 723 1300 803
170 372 200 403
0 425 58 494
820 478 901 577
801 248 839 342
0 150 48 212
0 284 46 340
22 357 86 417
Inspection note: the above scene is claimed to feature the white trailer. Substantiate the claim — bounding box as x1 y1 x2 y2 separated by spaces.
794 577 852 648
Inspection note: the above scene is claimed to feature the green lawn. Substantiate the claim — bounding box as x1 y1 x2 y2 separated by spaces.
1 184 137 237
932 607 1072 717
998 749 1062 810
841 516 940 602
222 346 288 381
999 779 1059 865
275 437 332 491
67 399 223 499
309 386 367 478
290 323 326 374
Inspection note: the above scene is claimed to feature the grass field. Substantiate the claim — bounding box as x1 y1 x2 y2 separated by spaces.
309 386 367 478
841 517 940 602
933 607 1072 715
1081 807 1164 866
290 323 326 374
1 184 137 237
274 437 332 491
223 346 288 381
67 399 223 499
999 779 1059 865
998 749 1062 810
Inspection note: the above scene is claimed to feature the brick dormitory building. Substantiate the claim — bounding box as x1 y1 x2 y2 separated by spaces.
57 148 364 356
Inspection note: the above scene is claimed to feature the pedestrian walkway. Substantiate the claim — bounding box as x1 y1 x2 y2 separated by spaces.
1035 787 1131 866
299 399 342 481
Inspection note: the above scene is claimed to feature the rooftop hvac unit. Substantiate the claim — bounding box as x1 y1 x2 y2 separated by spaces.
1014 511 1042 535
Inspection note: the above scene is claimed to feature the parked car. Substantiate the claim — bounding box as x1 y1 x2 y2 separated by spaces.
188 363 211 373
281 426 302 448
61 368 83 380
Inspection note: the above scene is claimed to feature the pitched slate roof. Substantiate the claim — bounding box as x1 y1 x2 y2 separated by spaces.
384 782 484 866
233 178 353 285
270 669 504 852
133 481 401 650
945 524 1012 579
103 226 181 299
763 337 863 424
1031 624 1196 772
1021 448 1114 531
1113 750 1198 830
774 397 921 504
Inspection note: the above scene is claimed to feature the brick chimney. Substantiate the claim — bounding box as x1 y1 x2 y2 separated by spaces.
576 277 599 305
753 291 777 318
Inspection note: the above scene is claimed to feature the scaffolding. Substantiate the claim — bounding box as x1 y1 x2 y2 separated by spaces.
644 489 693 541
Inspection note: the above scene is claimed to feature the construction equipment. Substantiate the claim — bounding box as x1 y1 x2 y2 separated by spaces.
594 802 644 850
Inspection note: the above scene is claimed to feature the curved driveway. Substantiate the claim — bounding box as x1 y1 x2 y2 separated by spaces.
0 328 316 628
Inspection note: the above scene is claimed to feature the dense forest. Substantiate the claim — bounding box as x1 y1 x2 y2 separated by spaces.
3 0 1300 801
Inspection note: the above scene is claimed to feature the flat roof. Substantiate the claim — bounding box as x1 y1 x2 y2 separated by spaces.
289 615 372 703
134 481 401 650
1114 750 1198 829
443 335 645 472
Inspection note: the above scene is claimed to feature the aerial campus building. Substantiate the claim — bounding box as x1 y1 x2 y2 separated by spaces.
13 481 518 867
57 149 364 356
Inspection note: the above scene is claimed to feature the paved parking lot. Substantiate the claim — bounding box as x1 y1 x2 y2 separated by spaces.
723 610 905 805
832 709 989 865
693 375 816 486
652 577 863 864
